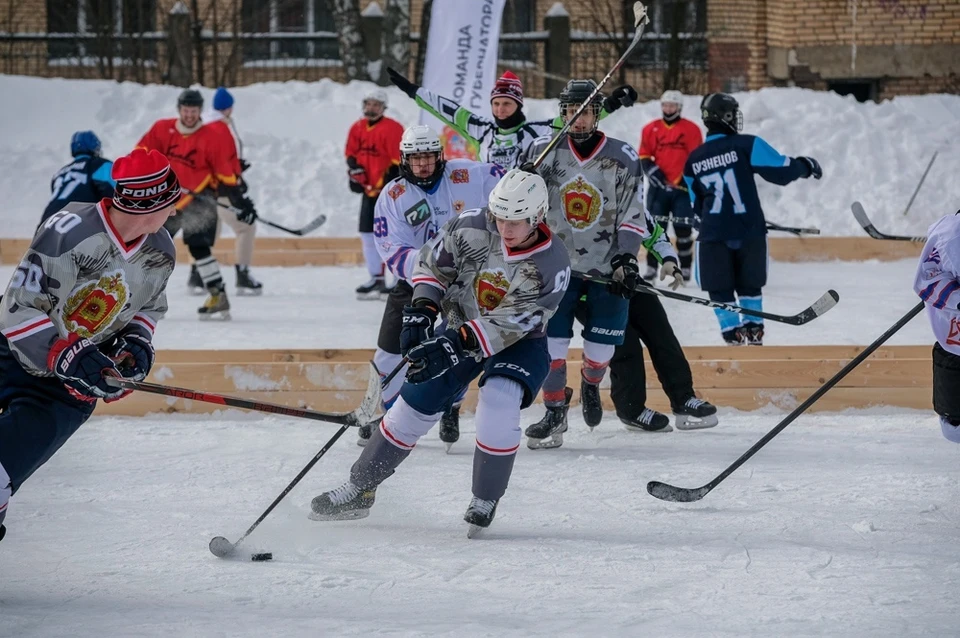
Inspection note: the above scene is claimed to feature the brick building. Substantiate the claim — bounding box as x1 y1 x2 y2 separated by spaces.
0 0 956 100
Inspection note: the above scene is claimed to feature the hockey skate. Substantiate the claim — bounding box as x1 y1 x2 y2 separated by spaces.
742 322 764 346
439 405 460 453
581 379 603 429
722 327 746 346
620 408 673 433
309 481 377 521
673 397 719 430
187 264 205 296
356 276 388 301
464 497 498 539
356 421 374 447
525 387 573 450
198 284 231 321
235 265 263 296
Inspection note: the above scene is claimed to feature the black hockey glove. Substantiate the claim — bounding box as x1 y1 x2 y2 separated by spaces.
234 197 257 225
387 67 420 99
519 162 539 175
348 166 368 185
608 253 641 299
49 336 125 402
400 303 438 356
797 156 822 180
645 166 668 190
240 158 251 173
602 85 638 113
406 329 468 384
106 331 155 382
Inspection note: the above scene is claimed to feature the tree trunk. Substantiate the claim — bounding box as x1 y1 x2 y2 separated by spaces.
327 0 371 81
380 0 410 81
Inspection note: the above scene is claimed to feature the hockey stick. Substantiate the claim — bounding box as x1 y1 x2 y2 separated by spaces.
652 215 820 236
902 151 938 217
203 359 408 560
647 301 924 503
530 2 649 170
851 201 926 242
575 271 839 325
183 188 328 236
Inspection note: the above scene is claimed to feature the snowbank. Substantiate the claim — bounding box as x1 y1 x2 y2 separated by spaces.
0 74 957 238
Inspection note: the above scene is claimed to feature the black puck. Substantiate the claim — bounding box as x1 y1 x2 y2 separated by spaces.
251 552 273 562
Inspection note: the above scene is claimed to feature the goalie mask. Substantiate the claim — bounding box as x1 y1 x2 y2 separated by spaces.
399 125 446 190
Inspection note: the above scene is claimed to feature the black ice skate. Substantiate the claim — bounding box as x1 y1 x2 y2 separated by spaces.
439 405 460 453
356 421 374 447
742 322 764 346
356 276 387 301
673 397 719 430
722 327 745 345
187 264 205 296
581 379 603 429
620 407 673 433
464 497 498 539
525 387 573 450
197 283 231 321
309 481 377 521
235 265 263 296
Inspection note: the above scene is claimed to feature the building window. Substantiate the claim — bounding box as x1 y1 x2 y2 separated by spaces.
241 0 340 65
501 0 535 63
630 0 706 70
45 0 157 63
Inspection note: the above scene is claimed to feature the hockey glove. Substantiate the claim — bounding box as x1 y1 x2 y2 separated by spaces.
49 336 125 402
240 158 251 173
659 260 684 291
797 156 822 180
406 329 468 384
645 166 669 190
609 253 641 299
106 331 155 382
387 67 420 99
235 197 257 225
519 162 539 175
348 166 368 186
400 302 438 356
602 85 638 113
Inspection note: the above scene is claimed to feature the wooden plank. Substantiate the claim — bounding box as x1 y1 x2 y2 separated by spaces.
766 236 922 262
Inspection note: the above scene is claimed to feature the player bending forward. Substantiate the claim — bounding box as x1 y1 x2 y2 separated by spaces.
311 169 570 536
914 211 960 443
362 124 505 449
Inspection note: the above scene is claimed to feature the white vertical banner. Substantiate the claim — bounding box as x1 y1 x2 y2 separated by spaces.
419 0 507 159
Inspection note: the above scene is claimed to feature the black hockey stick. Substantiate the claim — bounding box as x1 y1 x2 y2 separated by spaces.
652 215 820 236
184 188 328 236
851 201 926 242
204 359 407 560
902 150 938 217
575 271 839 325
647 301 924 503
531 2 649 170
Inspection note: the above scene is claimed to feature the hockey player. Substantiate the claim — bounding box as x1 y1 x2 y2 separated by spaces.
914 211 960 443
0 148 178 542
137 88 251 320
206 86 263 295
387 67 637 168
638 90 703 282
683 93 822 345
41 131 116 226
344 90 405 299
520 79 682 450
310 169 570 535
362 124 506 448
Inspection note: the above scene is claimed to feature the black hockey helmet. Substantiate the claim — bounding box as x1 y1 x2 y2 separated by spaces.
559 79 603 141
700 93 742 134
177 89 204 109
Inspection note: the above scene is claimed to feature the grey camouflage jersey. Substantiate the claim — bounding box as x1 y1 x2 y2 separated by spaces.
0 201 175 376
522 133 678 275
411 208 571 358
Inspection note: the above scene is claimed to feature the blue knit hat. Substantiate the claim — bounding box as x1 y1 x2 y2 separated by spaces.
213 87 234 111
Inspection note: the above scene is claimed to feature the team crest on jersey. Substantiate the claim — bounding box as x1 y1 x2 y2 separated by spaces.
404 199 431 226
453 200 465 213
475 269 510 313
451 169 470 184
949 318 960 347
63 270 128 339
560 175 603 231
388 183 406 200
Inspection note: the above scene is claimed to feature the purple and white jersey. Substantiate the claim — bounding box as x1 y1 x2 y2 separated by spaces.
915 213 960 356
0 201 175 376
374 159 505 281
411 208 571 357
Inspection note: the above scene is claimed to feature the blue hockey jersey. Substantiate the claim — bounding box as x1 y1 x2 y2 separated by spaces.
41 155 116 226
683 133 808 242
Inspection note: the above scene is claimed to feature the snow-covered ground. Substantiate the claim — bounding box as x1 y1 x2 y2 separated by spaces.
0 257 932 350
0 75 958 239
3 408 958 636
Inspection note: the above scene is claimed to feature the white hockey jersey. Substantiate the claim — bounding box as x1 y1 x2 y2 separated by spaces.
374 159 505 280
914 213 960 356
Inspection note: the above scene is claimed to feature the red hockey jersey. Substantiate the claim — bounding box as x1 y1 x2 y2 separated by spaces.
638 117 703 186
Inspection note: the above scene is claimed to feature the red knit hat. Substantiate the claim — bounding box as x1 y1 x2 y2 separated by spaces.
491 70 523 107
111 148 181 214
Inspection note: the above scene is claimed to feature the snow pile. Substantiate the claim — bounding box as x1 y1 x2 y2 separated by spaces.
0 74 957 238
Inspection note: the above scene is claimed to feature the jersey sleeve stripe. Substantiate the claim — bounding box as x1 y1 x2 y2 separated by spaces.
130 314 157 335
2 316 54 341
411 275 446 291
919 281 940 302
466 319 494 358
933 281 960 309
387 247 414 278
618 222 648 236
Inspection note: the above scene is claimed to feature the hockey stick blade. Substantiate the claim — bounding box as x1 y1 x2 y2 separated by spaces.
647 481 711 503
851 201 926 242
258 214 328 236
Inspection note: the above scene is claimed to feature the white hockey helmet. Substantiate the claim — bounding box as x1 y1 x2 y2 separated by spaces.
660 90 684 109
399 125 445 189
488 169 549 227
363 89 388 107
